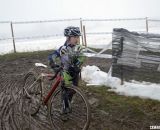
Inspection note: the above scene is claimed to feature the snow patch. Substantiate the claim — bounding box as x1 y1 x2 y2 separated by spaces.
81 65 160 101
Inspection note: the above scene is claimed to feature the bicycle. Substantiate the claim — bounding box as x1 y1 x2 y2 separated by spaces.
22 64 91 130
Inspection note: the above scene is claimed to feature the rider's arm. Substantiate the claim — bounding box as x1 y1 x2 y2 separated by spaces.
76 55 86 66
76 45 86 66
48 50 60 68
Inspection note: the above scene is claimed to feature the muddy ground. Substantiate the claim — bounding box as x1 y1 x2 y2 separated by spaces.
0 52 111 130
0 52 160 130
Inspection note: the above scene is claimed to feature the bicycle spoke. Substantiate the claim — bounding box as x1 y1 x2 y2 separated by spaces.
48 87 90 130
22 72 42 116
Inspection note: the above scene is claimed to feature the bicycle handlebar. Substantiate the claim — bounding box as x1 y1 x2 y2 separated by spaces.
49 66 63 80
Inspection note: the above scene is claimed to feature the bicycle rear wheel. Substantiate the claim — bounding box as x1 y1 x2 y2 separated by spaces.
22 71 42 116
48 86 91 130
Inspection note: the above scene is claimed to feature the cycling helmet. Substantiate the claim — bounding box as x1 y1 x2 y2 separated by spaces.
64 26 81 37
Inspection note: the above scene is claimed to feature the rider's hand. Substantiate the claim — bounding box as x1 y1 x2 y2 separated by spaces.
68 65 80 74
53 67 60 73
73 59 81 66
52 64 61 72
49 61 59 69
49 61 55 68
76 60 80 66
54 64 60 68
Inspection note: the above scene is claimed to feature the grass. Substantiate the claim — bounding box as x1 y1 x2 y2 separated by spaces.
80 83 160 129
87 85 160 111
0 50 53 61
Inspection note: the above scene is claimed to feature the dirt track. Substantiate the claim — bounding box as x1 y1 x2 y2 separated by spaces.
0 56 54 130
0 54 111 130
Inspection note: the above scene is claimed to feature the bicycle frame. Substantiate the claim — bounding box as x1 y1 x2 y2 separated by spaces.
40 72 63 105
23 67 91 130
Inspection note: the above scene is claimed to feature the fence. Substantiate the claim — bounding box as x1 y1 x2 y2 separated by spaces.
0 17 160 53
112 28 160 84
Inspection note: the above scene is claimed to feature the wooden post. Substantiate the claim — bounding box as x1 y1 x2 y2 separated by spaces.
120 37 124 85
146 17 149 33
120 37 124 54
120 65 124 85
80 18 84 46
83 25 87 47
10 22 16 53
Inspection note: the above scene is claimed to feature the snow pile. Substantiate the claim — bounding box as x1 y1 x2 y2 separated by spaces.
81 65 160 101
81 66 109 85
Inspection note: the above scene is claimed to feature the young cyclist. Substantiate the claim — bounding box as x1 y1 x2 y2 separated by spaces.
48 26 85 113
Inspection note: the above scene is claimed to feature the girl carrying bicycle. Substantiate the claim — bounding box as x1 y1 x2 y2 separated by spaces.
48 26 86 113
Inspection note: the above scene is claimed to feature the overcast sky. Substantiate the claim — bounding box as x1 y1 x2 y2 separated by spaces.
0 0 160 21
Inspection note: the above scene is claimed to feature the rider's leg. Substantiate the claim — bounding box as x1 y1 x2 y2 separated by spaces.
67 74 79 102
62 72 79 113
72 74 79 86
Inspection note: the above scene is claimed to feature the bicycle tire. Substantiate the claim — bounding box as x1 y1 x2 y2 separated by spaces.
22 71 42 116
48 86 91 130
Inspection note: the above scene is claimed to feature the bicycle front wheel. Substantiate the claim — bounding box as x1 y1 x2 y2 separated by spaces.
22 71 42 116
48 86 91 130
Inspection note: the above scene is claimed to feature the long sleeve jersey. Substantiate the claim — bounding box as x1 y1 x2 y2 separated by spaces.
48 42 85 70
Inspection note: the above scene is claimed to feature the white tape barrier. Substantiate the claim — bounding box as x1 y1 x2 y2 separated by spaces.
84 41 112 59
